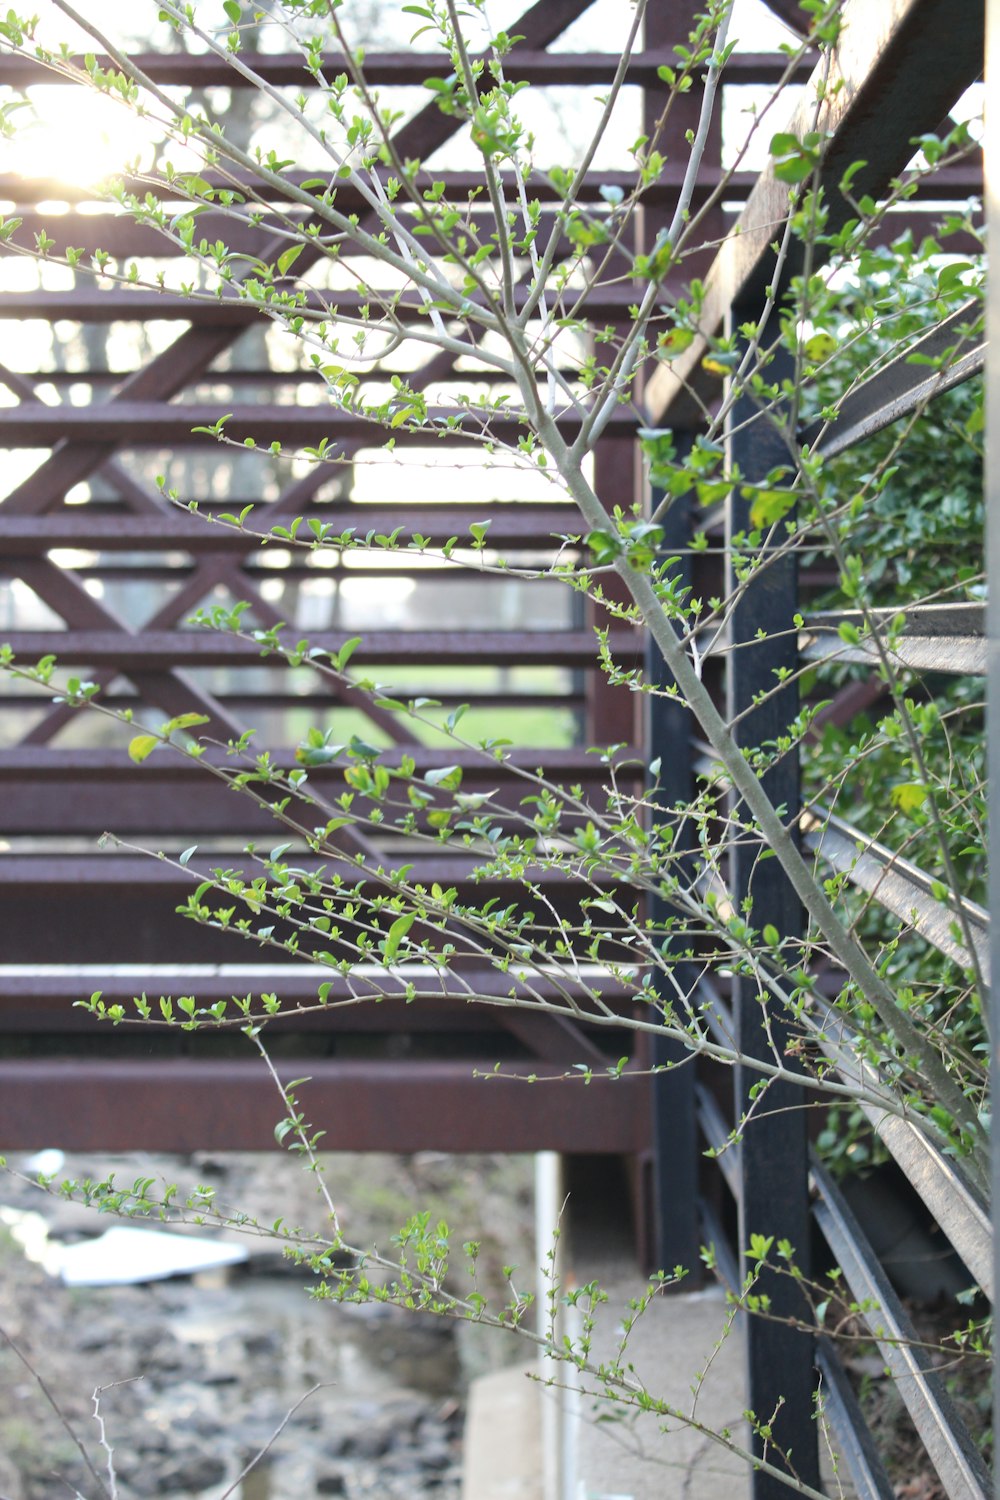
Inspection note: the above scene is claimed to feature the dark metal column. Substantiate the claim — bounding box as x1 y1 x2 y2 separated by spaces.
641 0 723 1286
646 477 701 1279
726 331 818 1497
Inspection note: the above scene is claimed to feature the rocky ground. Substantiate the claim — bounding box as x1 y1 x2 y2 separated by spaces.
0 1149 536 1499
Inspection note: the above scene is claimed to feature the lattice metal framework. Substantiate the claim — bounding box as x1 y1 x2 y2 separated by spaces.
0 5 993 1491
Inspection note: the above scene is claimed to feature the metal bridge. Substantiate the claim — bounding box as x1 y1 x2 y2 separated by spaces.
0 2 992 1496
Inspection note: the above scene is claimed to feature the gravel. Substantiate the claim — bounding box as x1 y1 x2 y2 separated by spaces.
0 1149 535 1499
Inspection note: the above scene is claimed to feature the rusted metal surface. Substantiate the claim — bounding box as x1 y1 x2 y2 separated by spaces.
0 285 663 324
0 166 745 209
0 1059 649 1154
0 506 581 553
0 627 638 667
0 965 631 1026
0 42 989 1499
0 746 622 834
0 399 639 445
0 47 816 89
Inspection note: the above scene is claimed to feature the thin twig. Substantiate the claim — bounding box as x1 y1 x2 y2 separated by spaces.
0 1325 110 1500
217 1384 335 1500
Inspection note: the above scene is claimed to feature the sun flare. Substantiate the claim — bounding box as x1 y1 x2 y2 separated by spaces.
7 84 160 190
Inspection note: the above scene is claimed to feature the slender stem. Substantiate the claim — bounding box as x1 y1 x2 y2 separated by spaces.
0 1326 110 1500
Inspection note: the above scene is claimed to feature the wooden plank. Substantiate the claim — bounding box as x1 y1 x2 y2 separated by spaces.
799 634 986 675
645 0 986 425
813 1163 992 1500
801 808 990 979
801 301 985 459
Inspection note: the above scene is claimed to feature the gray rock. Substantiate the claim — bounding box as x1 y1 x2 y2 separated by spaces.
340 1424 393 1460
152 1449 227 1492
418 1442 454 1471
316 1474 348 1496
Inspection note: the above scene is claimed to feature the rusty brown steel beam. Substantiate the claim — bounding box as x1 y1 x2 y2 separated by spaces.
645 0 986 425
0 966 632 1020
0 1058 648 1153
0 852 619 890
3 158 979 211
0 48 813 89
8 564 582 587
0 165 728 208
0 401 634 447
8 551 247 740
0 848 626 964
3 197 979 273
8 367 524 388
0 683 585 713
0 746 619 778
0 627 636 667
0 894 615 971
0 284 655 323
0 747 626 834
0 507 581 552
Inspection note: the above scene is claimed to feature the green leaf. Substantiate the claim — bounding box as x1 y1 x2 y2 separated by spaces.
586 529 622 566
749 489 795 529
335 636 362 671
890 782 928 815
803 332 837 362
657 326 695 359
769 131 820 184
383 910 416 963
128 734 160 764
161 712 210 734
276 242 304 276
936 260 973 294
223 0 241 21
425 764 463 791
762 924 780 947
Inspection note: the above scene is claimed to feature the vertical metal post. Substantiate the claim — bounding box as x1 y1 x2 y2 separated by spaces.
984 5 1000 1499
726 328 819 1497
641 0 723 1285
646 476 702 1279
